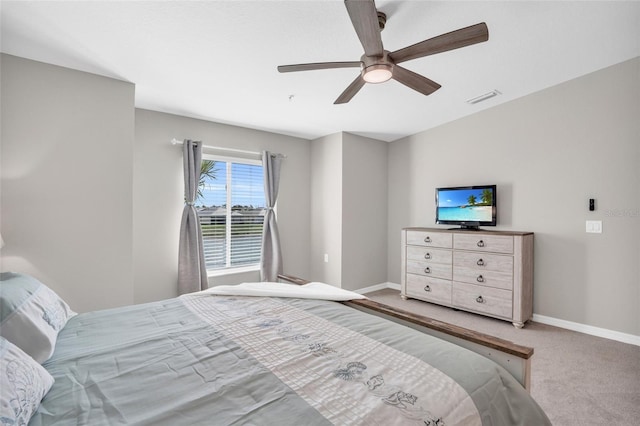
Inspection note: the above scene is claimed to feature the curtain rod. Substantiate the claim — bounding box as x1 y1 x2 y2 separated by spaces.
171 139 286 158
171 138 263 157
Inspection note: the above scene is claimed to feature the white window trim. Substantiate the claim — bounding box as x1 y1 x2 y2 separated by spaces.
207 264 260 278
202 153 262 167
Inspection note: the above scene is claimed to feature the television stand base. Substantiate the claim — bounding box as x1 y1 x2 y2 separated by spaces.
449 225 480 231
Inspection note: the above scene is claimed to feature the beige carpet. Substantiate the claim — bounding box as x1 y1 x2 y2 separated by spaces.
366 288 640 426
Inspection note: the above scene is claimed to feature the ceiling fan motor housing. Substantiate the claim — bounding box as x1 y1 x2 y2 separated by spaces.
361 50 394 83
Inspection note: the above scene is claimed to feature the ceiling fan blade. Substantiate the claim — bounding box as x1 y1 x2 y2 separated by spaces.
278 61 362 73
390 22 489 64
344 0 383 57
334 75 366 104
392 65 441 96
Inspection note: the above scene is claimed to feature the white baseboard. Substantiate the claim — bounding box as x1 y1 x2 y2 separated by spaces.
354 281 400 295
356 282 640 347
386 282 401 291
532 314 640 347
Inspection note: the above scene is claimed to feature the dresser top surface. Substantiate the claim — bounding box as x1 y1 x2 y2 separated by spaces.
403 227 533 236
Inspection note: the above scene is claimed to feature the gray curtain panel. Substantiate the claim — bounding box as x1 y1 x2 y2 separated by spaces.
178 140 208 294
260 151 284 282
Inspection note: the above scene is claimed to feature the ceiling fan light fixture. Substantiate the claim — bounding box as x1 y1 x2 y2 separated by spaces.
362 64 393 83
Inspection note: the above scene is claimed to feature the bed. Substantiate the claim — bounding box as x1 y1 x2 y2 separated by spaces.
0 272 550 425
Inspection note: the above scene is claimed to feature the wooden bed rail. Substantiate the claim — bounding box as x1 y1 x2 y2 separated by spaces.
277 273 533 390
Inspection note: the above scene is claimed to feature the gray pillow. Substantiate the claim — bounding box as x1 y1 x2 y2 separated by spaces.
0 336 55 425
0 273 75 363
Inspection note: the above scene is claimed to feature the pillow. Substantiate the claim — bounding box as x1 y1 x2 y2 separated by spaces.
200 281 368 301
0 272 75 363
0 336 54 425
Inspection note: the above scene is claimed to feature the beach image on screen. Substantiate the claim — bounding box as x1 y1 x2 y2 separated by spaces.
437 188 493 222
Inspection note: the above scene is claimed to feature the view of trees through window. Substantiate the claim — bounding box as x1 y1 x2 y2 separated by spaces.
196 158 265 270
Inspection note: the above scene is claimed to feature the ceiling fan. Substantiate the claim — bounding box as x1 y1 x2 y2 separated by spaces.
277 0 489 104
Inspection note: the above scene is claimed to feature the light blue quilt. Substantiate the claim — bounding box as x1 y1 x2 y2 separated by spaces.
31 294 550 425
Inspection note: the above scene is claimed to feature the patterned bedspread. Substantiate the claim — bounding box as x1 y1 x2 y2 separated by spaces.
32 292 550 425
182 294 478 425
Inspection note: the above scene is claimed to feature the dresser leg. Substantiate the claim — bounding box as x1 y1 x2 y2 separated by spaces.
400 294 408 300
512 321 525 329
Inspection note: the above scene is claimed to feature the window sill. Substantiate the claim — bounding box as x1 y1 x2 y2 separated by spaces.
207 264 260 278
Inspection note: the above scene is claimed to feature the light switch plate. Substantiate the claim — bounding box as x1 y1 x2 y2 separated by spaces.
586 220 602 233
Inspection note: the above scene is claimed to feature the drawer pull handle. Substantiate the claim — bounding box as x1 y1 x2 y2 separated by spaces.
477 240 485 248
424 267 431 274
424 285 431 292
476 275 484 283
424 253 432 260
476 296 484 303
424 236 432 243
477 258 485 266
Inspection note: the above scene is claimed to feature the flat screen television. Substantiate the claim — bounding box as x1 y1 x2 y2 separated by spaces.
435 185 497 230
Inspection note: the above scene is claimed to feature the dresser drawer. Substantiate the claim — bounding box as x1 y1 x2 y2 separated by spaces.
454 234 513 254
406 274 452 306
453 251 513 273
406 260 452 280
453 267 513 290
407 246 452 264
406 230 452 248
452 282 513 319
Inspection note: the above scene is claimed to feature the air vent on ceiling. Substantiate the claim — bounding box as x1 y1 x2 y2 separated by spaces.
466 90 501 104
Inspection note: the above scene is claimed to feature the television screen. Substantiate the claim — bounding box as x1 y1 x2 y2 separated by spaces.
435 185 496 229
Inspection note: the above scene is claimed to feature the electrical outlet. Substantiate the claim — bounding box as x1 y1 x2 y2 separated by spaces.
324 253 329 263
586 220 602 233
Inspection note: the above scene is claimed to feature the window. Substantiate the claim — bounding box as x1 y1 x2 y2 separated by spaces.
196 155 265 273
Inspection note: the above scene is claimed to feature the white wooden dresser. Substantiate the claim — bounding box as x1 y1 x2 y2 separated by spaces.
401 227 534 328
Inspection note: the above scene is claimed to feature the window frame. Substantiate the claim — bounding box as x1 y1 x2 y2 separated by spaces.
199 153 266 277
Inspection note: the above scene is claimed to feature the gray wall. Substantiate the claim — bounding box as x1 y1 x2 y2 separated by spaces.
310 133 343 286
0 55 311 312
134 109 311 303
0 54 135 312
309 132 388 290
342 132 388 290
388 58 640 336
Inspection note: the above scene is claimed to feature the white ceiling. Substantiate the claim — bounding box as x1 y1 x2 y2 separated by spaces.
1 1 639 142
